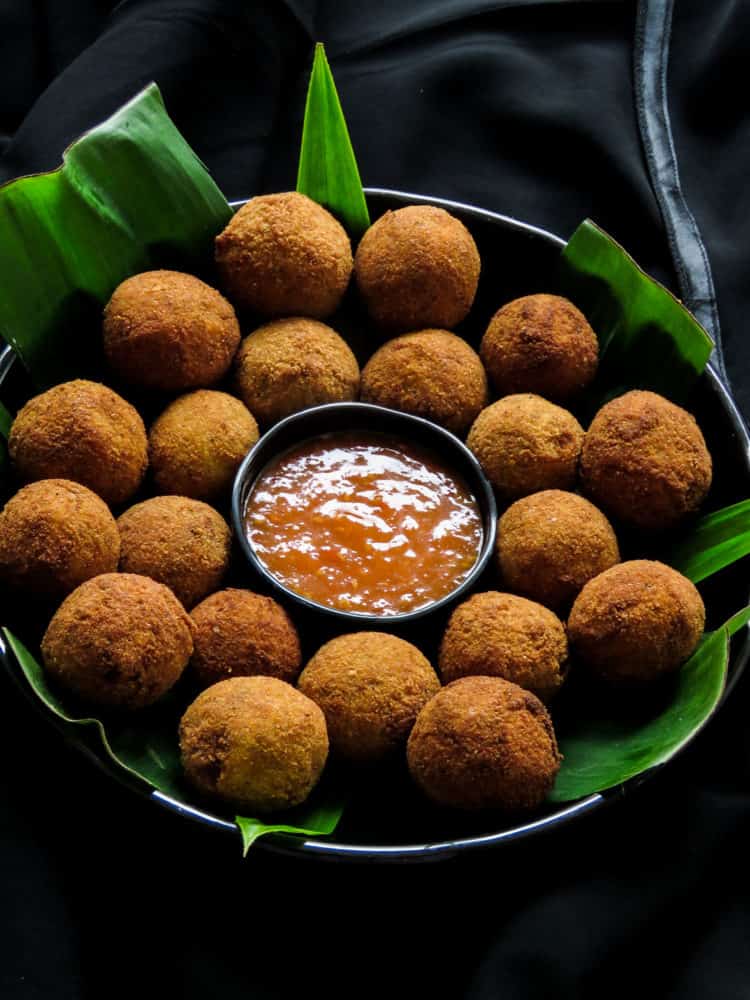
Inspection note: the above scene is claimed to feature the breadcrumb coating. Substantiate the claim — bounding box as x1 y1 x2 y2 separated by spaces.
580 390 712 529
480 294 598 400
41 572 193 709
355 205 480 331
439 591 568 702
215 192 352 318
179 676 328 812
567 559 705 683
497 490 620 609
190 589 301 688
361 329 488 435
9 379 147 505
467 394 583 499
407 676 561 810
103 270 240 392
298 632 440 762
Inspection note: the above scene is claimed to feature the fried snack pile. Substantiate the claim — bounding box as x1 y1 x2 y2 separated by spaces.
0 193 714 820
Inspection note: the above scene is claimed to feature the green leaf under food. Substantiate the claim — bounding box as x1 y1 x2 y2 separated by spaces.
549 606 750 803
3 627 345 853
236 797 345 856
297 43 370 237
665 499 750 583
558 220 714 404
0 83 232 389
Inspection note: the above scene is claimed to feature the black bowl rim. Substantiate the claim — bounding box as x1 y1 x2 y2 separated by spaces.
0 187 748 862
230 400 498 625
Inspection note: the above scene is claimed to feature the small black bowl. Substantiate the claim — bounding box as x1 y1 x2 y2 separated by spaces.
231 401 498 626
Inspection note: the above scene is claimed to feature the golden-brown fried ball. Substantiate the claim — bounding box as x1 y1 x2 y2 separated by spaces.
360 329 488 436
179 676 328 813
567 560 705 683
0 479 119 598
234 317 359 426
480 294 598 400
214 192 352 319
354 205 480 331
41 573 193 709
580 390 712 530
103 270 241 392
497 490 620 609
297 632 440 762
190 589 301 688
467 394 583 500
439 592 568 702
9 379 147 505
149 390 259 500
407 676 561 810
117 496 231 608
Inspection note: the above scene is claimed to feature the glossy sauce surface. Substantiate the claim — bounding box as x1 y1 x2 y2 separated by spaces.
245 432 483 616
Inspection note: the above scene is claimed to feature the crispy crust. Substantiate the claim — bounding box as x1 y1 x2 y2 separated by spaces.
149 390 259 500
360 329 488 435
117 496 231 608
497 490 620 610
439 591 568 702
480 294 598 400
41 572 193 709
103 270 241 392
567 559 705 683
190 589 301 688
9 379 147 505
0 479 119 597
297 632 440 762
467 394 583 499
234 317 360 426
407 676 561 810
580 390 712 529
214 192 352 318
179 676 328 812
354 206 480 331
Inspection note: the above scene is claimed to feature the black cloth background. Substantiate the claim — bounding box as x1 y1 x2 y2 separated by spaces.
1 2 749 997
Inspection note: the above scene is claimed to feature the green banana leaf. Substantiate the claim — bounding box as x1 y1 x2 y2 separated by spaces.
549 606 750 802
297 43 370 237
2 628 344 852
558 219 714 404
0 82 231 389
665 499 750 583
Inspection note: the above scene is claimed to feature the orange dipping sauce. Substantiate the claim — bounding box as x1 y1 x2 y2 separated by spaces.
245 431 483 616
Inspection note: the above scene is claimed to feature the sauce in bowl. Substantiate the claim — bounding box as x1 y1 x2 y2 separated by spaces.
244 431 483 616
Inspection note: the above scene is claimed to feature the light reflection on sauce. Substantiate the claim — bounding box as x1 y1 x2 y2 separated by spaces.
245 432 483 616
